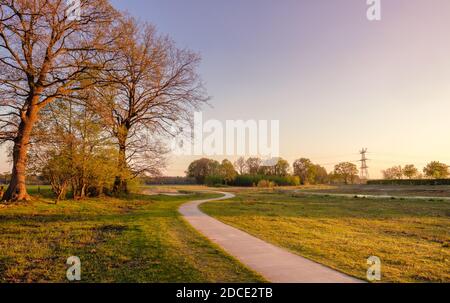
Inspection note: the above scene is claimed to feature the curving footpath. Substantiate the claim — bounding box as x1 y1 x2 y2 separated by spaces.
179 192 362 283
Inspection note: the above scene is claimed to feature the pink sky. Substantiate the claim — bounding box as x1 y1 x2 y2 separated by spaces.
2 0 450 178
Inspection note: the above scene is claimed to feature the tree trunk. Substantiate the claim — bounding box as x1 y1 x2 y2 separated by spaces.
2 107 38 202
113 141 128 194
55 181 68 205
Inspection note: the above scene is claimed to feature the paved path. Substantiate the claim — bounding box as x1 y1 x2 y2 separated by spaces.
179 192 362 283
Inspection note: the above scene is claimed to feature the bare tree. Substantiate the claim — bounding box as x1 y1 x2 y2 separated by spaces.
245 157 262 175
382 166 403 180
234 157 246 175
0 0 117 201
95 18 207 193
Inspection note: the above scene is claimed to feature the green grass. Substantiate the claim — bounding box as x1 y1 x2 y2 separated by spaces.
0 187 263 283
201 190 450 283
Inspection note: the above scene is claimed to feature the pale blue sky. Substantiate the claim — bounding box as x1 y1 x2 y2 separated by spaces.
2 0 450 177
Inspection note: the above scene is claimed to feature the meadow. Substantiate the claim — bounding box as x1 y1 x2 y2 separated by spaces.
2 184 449 283
201 189 450 282
0 186 263 282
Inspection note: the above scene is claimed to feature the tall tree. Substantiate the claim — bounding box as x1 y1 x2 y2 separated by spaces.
0 0 116 201
96 18 207 193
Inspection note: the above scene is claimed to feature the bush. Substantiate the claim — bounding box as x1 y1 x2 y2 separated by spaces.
266 175 300 186
367 179 450 186
289 176 301 186
231 175 300 187
257 180 276 188
233 175 263 187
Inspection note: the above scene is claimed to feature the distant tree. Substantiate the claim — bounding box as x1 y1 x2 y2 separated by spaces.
234 157 247 175
423 161 449 179
256 157 280 176
328 171 339 184
334 162 358 184
311 164 328 184
293 158 313 185
1 172 11 185
186 158 221 184
220 159 237 184
402 164 419 179
382 166 403 180
274 159 290 176
257 166 271 176
292 159 327 184
246 157 262 175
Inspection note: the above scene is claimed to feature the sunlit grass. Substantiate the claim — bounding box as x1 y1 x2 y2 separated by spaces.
0 187 263 283
201 190 450 283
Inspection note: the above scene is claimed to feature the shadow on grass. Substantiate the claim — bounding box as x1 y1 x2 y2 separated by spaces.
0 213 103 224
0 192 214 225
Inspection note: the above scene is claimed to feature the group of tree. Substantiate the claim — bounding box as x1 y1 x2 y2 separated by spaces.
0 0 206 201
382 162 449 180
186 158 237 185
187 157 361 186
292 158 329 185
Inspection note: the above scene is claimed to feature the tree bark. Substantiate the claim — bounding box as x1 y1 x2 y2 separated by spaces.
113 139 129 194
2 106 38 202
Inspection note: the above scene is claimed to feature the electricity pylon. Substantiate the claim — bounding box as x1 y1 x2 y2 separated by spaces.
359 148 369 181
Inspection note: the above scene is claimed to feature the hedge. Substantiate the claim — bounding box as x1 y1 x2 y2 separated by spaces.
205 175 226 187
367 179 450 186
231 175 300 187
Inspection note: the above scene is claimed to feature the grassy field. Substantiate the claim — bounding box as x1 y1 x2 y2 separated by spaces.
301 184 450 198
201 189 450 282
0 186 263 283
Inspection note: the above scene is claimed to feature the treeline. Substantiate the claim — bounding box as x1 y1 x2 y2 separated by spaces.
368 179 450 186
381 162 449 180
0 1 206 202
186 157 362 187
142 176 197 185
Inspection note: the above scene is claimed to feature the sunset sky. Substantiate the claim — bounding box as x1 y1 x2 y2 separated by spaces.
2 0 450 178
